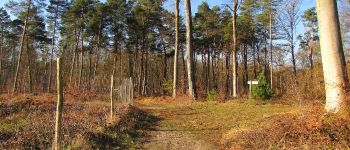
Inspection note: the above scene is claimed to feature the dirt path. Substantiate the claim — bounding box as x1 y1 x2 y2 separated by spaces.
137 100 217 150
142 129 216 150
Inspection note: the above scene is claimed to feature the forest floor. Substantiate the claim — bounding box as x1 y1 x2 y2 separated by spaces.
136 97 298 149
1 94 350 149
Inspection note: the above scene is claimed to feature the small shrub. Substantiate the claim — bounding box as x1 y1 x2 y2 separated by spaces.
253 73 273 100
207 89 217 101
162 79 173 94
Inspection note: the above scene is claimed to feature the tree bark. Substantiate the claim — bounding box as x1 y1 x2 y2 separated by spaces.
48 3 58 93
184 0 195 99
316 0 349 114
181 45 187 94
232 0 238 98
172 0 179 99
78 26 84 88
13 0 31 93
269 13 273 89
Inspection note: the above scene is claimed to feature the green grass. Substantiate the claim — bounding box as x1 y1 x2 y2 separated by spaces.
0 117 28 133
138 99 298 145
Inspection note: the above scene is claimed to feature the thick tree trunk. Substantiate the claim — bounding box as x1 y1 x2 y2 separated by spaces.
173 0 179 99
232 0 238 98
316 0 349 114
184 0 195 99
13 0 31 93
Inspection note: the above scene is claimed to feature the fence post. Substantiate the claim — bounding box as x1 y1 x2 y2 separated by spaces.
110 75 114 121
54 58 63 150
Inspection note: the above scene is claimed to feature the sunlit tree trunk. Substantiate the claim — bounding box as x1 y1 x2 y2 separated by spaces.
232 0 238 98
316 0 349 114
13 0 31 93
172 0 179 99
184 0 195 99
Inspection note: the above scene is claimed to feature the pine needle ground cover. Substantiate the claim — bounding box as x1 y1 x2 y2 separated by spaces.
0 94 148 149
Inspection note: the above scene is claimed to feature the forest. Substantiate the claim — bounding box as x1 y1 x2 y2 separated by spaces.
0 0 350 149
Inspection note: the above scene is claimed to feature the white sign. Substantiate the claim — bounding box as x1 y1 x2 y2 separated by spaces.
247 80 259 85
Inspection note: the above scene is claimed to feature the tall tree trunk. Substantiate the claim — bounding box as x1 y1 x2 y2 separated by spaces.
264 34 268 77
112 54 117 79
243 44 248 92
69 29 79 85
0 26 4 91
184 0 195 99
13 0 31 93
48 3 58 93
88 52 92 89
253 43 257 78
181 45 187 94
232 0 238 98
26 41 32 93
78 27 84 88
309 23 315 78
225 43 231 99
269 13 273 89
172 0 179 99
207 46 210 93
316 0 349 114
143 45 149 95
93 20 102 90
43 52 48 92
78 10 85 88
212 51 216 90
138 35 145 95
291 24 297 79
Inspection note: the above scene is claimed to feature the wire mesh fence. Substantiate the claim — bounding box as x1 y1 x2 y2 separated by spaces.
112 77 134 105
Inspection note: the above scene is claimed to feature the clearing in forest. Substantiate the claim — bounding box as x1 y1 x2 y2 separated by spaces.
136 97 298 149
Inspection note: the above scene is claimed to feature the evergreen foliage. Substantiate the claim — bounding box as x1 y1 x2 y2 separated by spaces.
252 73 273 100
